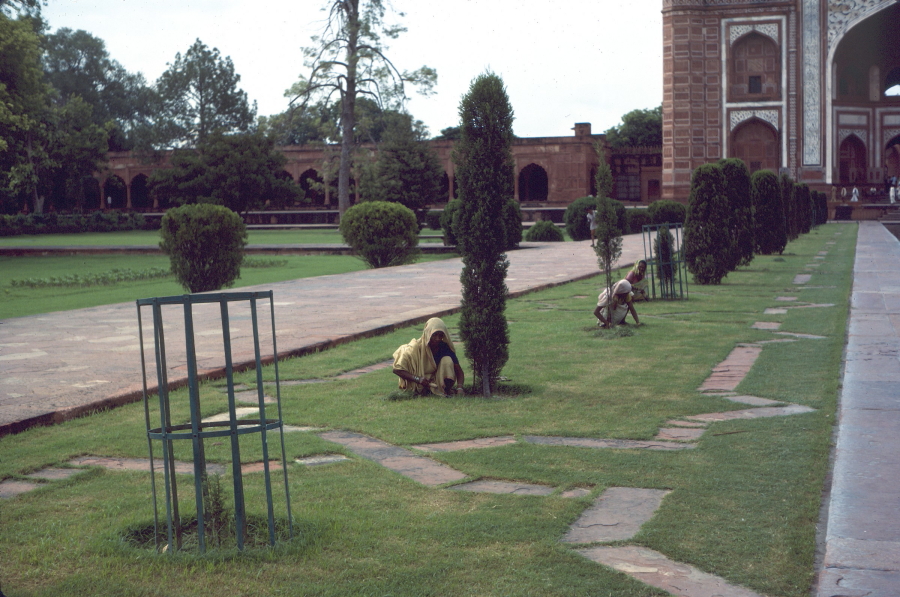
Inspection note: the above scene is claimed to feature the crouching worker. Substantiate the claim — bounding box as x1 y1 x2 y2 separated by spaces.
626 260 650 302
392 318 465 396
594 279 640 328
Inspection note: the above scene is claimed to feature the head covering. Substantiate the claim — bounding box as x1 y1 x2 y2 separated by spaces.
597 279 632 308
392 318 456 390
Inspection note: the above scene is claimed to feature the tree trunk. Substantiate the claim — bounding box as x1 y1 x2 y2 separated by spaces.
338 0 360 217
481 363 491 398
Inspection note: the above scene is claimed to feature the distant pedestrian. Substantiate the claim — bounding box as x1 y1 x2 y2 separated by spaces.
586 208 598 247
851 187 860 202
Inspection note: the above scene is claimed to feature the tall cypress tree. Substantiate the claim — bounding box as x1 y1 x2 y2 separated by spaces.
718 158 753 268
779 173 798 241
684 163 732 284
750 170 787 255
453 72 515 397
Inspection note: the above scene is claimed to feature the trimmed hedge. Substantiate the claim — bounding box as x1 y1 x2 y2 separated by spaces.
0 212 153 236
524 220 564 242
647 200 686 225
340 201 420 268
159 204 247 293
564 196 596 241
626 208 651 234
684 163 732 284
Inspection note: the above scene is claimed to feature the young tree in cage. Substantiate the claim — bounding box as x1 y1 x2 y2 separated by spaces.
654 225 676 298
453 72 514 397
592 143 621 301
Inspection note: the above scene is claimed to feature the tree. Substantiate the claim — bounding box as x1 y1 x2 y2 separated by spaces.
684 163 732 284
150 131 302 213
593 143 622 300
42 28 153 151
152 39 255 149
718 158 753 268
453 72 514 397
750 169 787 255
604 105 662 148
795 182 812 234
357 111 444 212
159 203 247 293
339 200 419 267
0 14 107 215
288 0 436 215
779 173 798 241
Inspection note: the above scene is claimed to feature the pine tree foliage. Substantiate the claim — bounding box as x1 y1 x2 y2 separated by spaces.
453 72 514 396
750 170 787 255
684 163 732 284
718 158 753 268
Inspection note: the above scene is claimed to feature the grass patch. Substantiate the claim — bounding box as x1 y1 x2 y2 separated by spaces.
0 252 455 318
0 224 855 596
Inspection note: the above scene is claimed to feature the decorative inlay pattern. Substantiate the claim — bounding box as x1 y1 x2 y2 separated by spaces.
729 23 780 45
839 129 868 145
827 0 896 55
730 109 780 131
884 128 900 144
803 0 822 165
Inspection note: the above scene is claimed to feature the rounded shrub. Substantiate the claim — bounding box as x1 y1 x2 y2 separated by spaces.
563 196 596 241
626 208 651 234
159 203 247 293
439 199 462 246
503 199 523 250
524 220 564 242
647 200 687 225
340 200 420 268
683 163 732 285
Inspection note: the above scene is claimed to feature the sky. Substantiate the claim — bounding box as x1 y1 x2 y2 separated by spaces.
41 0 664 139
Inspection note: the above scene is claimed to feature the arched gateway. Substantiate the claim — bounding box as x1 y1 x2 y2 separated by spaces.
661 0 900 201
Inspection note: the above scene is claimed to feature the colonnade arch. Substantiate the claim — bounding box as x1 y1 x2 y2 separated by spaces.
839 134 867 185
518 163 549 202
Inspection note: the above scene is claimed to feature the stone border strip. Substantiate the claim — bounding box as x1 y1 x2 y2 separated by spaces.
318 430 468 486
412 436 517 452
562 487 671 544
698 345 763 393
578 546 766 597
523 435 696 451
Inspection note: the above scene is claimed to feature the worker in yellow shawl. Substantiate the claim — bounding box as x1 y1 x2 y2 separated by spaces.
392 318 465 396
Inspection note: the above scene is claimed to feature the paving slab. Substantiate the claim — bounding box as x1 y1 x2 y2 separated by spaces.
687 404 815 423
522 435 695 451
562 487 670 544
411 436 517 452
0 479 42 499
697 345 763 393
751 321 782 330
318 430 467 486
452 480 554 496
721 395 784 406
25 467 82 481
794 273 812 284
654 427 705 441
578 545 765 597
67 456 226 475
295 454 349 466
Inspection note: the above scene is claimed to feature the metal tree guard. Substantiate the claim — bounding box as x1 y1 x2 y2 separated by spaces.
136 291 292 553
641 223 689 300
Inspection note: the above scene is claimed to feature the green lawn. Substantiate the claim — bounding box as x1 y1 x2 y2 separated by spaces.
0 252 454 319
0 224 853 596
0 229 351 246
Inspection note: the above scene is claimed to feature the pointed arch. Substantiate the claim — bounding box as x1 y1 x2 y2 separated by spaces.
730 118 779 174
839 134 867 184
